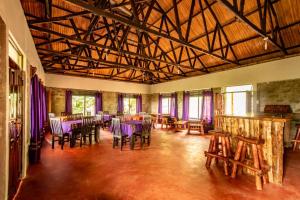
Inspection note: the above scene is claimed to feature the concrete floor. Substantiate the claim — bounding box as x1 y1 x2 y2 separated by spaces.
16 129 300 200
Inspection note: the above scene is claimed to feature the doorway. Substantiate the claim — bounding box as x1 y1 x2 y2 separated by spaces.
8 41 24 200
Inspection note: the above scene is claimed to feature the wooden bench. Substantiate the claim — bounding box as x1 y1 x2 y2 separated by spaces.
187 120 205 134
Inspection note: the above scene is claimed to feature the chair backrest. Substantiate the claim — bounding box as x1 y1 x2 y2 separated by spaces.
143 115 152 123
82 116 94 134
61 112 71 116
48 113 55 118
142 121 152 135
97 111 103 115
111 118 121 136
95 114 103 121
123 114 132 121
50 118 63 136
117 111 123 116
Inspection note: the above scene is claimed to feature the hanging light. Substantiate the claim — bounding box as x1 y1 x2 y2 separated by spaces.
263 37 269 50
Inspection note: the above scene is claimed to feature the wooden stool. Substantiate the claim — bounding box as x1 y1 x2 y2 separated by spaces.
205 130 231 175
292 124 300 151
230 135 268 190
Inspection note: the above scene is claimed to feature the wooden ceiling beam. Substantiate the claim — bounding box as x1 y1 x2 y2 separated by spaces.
29 24 202 72
217 0 287 54
63 0 238 65
153 0 280 58
38 48 185 76
29 10 90 25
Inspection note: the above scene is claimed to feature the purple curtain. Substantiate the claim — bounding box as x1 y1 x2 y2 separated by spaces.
136 95 142 113
30 75 47 140
182 91 190 120
202 90 213 124
170 93 178 118
39 83 47 129
158 94 162 114
65 90 72 114
117 94 124 113
30 75 40 143
95 92 103 114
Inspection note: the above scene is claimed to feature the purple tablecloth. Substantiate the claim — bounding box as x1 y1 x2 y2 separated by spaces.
103 114 113 121
121 120 142 137
61 120 82 133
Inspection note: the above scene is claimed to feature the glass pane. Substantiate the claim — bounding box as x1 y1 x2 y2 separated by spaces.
85 96 95 116
233 92 247 116
129 98 137 114
226 85 252 92
72 96 84 115
123 98 130 114
162 98 170 114
189 96 199 119
225 93 232 115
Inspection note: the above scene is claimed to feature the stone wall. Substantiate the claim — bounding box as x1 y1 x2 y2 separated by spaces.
257 79 300 114
257 78 300 142
47 87 151 116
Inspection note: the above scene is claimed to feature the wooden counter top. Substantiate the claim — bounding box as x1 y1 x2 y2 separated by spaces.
215 114 292 122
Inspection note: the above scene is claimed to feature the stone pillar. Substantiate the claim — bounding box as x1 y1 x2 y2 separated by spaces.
0 17 9 200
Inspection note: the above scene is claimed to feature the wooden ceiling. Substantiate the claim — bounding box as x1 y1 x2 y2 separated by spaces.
21 0 300 84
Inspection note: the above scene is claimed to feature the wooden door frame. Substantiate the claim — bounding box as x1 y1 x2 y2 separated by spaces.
0 16 10 200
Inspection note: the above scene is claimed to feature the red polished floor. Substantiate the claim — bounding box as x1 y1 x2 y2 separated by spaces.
16 129 300 200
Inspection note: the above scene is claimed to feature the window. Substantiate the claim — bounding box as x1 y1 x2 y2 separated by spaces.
9 39 23 68
189 95 203 119
72 95 95 116
123 97 137 114
224 85 253 116
162 97 171 114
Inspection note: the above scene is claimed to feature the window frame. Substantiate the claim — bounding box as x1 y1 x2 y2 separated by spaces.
72 95 95 116
123 96 137 114
224 85 253 116
189 94 203 120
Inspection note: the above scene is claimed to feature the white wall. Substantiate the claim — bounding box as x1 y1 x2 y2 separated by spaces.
46 74 151 94
0 0 45 80
0 1 46 199
151 56 300 93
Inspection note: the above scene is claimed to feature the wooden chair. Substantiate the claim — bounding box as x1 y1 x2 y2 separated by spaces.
140 121 152 149
61 112 70 116
161 116 170 129
292 124 300 151
111 118 127 150
48 113 55 118
49 118 70 150
230 135 269 190
205 130 232 175
70 123 83 147
81 117 96 145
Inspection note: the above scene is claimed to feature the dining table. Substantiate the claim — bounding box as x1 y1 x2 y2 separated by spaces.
61 119 83 133
121 120 143 149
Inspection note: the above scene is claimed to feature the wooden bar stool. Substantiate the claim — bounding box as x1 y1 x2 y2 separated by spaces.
205 130 232 175
292 124 300 151
230 135 269 190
